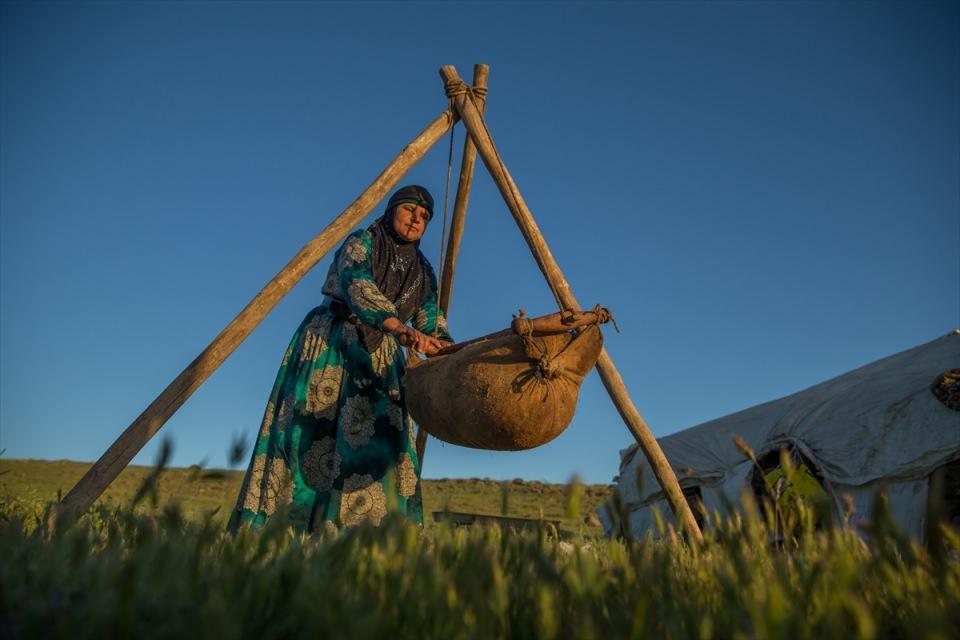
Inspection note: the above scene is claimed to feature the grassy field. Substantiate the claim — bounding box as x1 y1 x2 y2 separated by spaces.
3 459 959 639
0 459 612 531
2 478 958 639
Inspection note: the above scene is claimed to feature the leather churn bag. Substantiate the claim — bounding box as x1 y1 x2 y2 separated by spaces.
405 326 603 451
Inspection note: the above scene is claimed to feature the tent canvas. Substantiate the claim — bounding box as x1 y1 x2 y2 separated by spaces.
600 330 960 539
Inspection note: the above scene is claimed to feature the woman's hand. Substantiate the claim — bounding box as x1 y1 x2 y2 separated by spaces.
420 336 453 357
398 327 448 356
383 318 450 356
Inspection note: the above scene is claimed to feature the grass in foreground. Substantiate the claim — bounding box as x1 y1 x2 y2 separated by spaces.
1 487 958 639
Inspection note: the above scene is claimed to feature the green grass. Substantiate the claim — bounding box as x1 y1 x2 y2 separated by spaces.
3 459 958 639
2 487 958 639
0 459 612 531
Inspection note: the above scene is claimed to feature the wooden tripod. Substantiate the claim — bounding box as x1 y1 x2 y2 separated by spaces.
53 64 703 544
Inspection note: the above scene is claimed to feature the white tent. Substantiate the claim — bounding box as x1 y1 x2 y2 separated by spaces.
600 330 960 539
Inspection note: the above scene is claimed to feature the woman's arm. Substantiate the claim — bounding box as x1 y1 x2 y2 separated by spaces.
336 231 399 329
410 267 453 354
336 232 447 355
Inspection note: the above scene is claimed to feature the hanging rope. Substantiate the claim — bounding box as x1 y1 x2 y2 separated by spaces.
435 116 456 337
437 77 486 337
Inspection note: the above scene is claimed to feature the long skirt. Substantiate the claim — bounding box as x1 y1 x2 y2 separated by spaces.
228 305 423 532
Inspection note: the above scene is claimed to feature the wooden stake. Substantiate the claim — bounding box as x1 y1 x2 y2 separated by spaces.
418 64 490 465
438 65 704 544
53 109 458 524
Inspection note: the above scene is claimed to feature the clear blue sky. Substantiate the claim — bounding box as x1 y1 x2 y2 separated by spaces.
1 1 957 484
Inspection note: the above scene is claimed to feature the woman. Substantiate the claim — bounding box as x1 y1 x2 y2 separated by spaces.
229 185 452 533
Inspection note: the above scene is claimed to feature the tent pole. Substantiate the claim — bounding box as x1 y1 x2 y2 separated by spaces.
417 64 490 465
53 108 458 526
438 65 703 544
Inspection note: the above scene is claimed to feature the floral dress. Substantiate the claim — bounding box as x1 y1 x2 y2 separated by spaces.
228 229 451 532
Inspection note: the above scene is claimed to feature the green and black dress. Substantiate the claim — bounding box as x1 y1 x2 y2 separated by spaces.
228 223 451 533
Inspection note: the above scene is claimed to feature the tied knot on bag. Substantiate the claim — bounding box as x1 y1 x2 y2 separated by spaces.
510 305 615 395
512 310 562 386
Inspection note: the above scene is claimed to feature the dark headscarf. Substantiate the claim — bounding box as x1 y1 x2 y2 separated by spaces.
385 184 434 219
357 186 435 351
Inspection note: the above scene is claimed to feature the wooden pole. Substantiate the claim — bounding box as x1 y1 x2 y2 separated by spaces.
437 63 489 317
438 65 703 543
53 108 458 524
418 64 490 465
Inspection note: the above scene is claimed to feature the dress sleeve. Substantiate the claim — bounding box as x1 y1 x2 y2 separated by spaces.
337 231 398 329
412 266 453 341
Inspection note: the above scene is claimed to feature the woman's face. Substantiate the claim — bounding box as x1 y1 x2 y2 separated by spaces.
391 203 430 242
